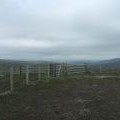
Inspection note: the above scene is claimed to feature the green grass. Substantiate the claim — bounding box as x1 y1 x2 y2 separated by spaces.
1 75 120 120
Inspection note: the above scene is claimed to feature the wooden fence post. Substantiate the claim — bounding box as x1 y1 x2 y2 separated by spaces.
20 65 22 75
47 64 50 81
65 62 68 76
38 64 41 81
62 63 65 80
26 65 29 85
58 64 62 77
10 67 14 93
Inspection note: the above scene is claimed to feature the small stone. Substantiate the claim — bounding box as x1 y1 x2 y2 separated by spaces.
79 108 90 116
74 98 89 104
62 112 76 120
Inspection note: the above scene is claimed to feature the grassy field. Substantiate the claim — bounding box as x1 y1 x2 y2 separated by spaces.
0 76 120 120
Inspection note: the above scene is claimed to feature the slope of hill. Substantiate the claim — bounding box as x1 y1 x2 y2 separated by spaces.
0 58 120 70
0 59 54 71
88 58 120 70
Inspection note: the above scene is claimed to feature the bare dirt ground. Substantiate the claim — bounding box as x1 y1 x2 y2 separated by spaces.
1 78 120 120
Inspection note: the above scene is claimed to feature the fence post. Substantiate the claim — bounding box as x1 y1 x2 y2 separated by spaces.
100 64 102 75
47 64 50 81
62 63 65 80
26 65 29 85
20 65 22 76
38 64 41 81
65 62 68 76
10 67 14 93
58 64 62 77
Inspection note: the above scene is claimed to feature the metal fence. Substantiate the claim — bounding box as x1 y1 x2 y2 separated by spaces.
67 64 87 74
0 63 87 96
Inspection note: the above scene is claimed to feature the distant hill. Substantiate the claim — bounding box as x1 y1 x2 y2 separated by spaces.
0 59 53 65
88 58 120 70
0 59 54 71
68 60 99 64
0 58 120 70
98 58 120 69
68 58 120 70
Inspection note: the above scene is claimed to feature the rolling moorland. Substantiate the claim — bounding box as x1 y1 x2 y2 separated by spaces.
0 58 120 120
1 58 120 68
1 58 120 74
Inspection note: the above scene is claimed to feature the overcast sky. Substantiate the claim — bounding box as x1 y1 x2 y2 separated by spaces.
0 0 120 61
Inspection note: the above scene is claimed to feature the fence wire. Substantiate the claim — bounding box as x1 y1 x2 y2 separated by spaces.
0 63 87 96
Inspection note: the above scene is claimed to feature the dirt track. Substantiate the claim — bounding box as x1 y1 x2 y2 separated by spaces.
1 79 120 120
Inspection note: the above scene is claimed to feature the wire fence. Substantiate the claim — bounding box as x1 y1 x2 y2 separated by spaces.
0 63 87 96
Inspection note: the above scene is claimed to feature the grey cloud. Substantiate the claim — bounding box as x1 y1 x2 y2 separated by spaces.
0 0 120 60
